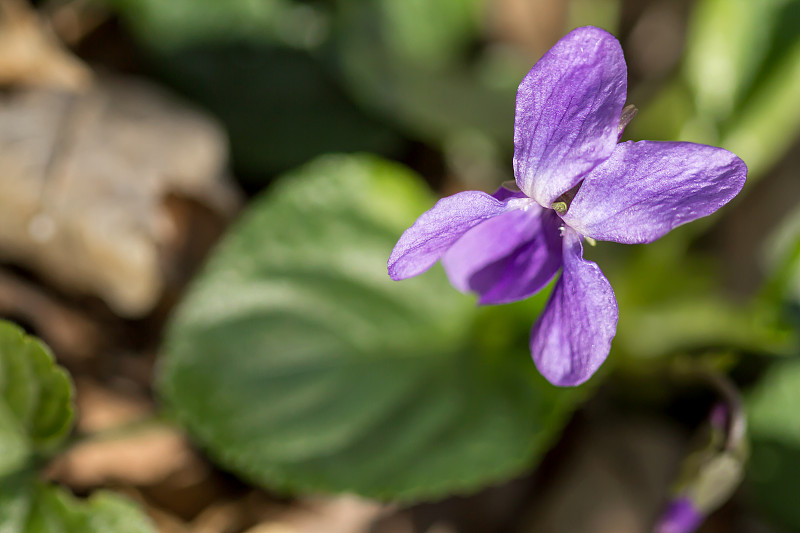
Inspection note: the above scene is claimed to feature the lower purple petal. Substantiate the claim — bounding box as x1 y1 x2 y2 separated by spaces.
442 208 562 305
388 191 509 281
530 227 618 386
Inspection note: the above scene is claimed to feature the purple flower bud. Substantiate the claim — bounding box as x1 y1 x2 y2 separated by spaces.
710 402 728 431
654 498 704 533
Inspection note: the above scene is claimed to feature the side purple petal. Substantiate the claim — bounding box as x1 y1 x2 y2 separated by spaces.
530 227 618 386
513 26 627 207
492 184 527 202
388 191 510 280
563 141 747 244
442 208 562 305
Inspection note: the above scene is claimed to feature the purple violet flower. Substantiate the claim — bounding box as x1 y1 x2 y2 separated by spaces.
387 26 747 386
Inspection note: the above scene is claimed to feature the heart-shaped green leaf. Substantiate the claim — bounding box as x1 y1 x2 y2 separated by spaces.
159 154 577 500
0 322 155 531
0 321 74 476
0 471 155 532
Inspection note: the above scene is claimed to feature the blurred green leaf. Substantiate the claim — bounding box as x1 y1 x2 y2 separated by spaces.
596 235 794 363
0 321 73 475
379 0 482 68
618 298 791 360
745 357 800 529
149 45 402 179
0 471 155 533
685 0 779 124
762 204 800 306
335 0 523 154
103 0 403 180
624 81 696 143
567 0 621 32
159 154 578 500
721 36 800 179
102 0 330 50
682 0 800 177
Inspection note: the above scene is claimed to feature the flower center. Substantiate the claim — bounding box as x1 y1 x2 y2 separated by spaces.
551 201 568 215
550 181 583 215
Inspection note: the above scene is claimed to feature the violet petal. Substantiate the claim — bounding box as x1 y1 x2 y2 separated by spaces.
492 184 527 202
442 209 562 305
563 140 747 244
530 227 618 386
513 26 627 207
388 191 510 280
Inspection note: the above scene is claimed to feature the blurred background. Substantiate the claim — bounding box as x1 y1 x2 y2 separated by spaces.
0 0 799 532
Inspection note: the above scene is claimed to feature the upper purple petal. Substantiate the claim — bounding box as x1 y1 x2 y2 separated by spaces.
563 141 747 244
442 208 562 305
513 26 627 207
388 191 511 280
530 227 618 386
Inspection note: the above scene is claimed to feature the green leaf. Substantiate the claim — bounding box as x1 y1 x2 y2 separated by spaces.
0 322 154 532
685 0 780 124
0 321 74 475
159 154 577 500
101 0 331 50
101 0 402 179
0 471 155 533
682 0 800 178
745 357 800 529
149 45 402 178
378 0 483 69
592 236 794 362
721 37 800 180
335 0 522 150
761 204 800 306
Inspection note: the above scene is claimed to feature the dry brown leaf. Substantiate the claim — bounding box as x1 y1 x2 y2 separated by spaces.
73 377 153 432
0 0 91 89
244 497 390 533
143 502 192 533
0 268 104 361
47 425 198 489
189 500 250 533
0 76 239 317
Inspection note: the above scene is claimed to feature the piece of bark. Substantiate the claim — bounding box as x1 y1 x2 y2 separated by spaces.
72 377 152 432
0 75 239 317
46 425 198 489
0 0 91 89
0 268 105 362
243 497 390 533
190 500 251 533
